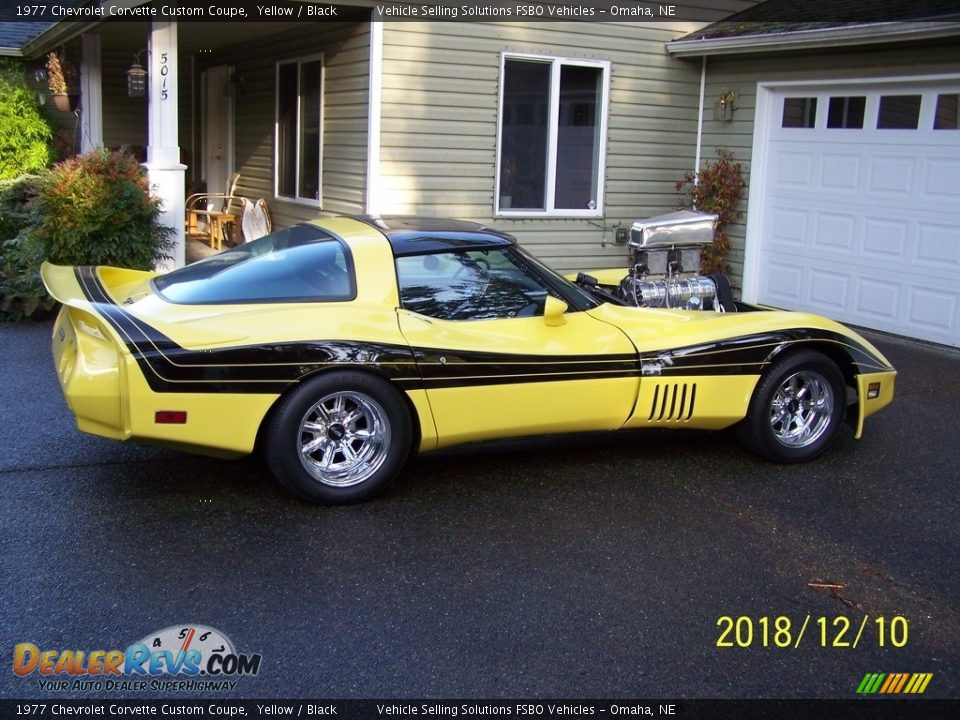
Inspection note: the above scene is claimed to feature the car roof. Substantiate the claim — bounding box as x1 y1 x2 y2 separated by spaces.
351 215 517 257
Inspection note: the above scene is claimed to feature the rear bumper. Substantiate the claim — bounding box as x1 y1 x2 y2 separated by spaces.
52 305 125 440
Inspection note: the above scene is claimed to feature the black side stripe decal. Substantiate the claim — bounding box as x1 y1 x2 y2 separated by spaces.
74 267 892 396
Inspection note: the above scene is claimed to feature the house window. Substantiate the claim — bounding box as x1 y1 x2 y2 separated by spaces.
782 97 817 128
497 55 609 216
276 56 323 203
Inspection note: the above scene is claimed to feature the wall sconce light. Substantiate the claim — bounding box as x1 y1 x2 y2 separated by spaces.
126 50 148 98
714 88 738 122
33 66 48 84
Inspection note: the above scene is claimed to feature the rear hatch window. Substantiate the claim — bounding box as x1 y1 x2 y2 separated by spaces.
154 224 354 304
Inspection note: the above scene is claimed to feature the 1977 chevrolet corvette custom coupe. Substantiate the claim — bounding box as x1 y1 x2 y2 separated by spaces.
42 215 895 504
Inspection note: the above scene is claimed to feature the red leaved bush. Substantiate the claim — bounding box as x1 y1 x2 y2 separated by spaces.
31 148 172 269
675 147 745 276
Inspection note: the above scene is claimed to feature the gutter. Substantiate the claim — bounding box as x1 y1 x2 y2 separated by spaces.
667 21 960 58
21 1 152 58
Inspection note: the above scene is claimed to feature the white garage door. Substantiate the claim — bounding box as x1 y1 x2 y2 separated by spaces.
749 79 960 347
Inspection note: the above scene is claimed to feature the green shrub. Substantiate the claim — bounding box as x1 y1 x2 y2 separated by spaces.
0 61 55 180
0 235 56 321
0 175 47 321
0 174 42 240
31 148 173 269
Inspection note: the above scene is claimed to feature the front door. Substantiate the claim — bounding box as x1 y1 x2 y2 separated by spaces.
201 65 235 198
394 247 639 448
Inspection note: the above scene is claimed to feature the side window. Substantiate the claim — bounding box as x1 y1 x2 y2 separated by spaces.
396 249 550 321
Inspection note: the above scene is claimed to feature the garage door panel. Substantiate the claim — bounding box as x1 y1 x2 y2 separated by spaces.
755 80 960 347
821 153 861 191
809 269 850 313
916 222 960 269
908 288 957 333
924 158 960 197
814 212 857 253
759 261 804 305
774 150 815 186
769 207 810 247
868 155 916 196
855 277 901 324
863 218 909 260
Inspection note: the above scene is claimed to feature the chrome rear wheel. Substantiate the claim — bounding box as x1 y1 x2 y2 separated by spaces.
265 372 411 504
298 391 392 488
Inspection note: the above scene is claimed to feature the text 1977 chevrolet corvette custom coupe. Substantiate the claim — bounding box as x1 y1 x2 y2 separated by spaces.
41 215 895 504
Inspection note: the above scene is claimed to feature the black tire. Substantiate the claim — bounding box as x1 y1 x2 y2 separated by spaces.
263 371 412 504
735 350 846 463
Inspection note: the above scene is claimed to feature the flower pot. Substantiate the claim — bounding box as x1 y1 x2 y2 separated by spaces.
51 93 79 112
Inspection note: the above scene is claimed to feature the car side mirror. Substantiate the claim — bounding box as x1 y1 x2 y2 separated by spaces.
544 296 568 326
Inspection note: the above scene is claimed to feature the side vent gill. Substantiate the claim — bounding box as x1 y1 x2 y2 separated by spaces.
648 382 697 422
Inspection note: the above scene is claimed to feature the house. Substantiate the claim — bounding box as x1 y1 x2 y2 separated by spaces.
668 0 960 346
3 0 958 346
2 0 757 265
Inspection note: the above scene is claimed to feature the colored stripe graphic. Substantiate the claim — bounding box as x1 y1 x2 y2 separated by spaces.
857 673 932 694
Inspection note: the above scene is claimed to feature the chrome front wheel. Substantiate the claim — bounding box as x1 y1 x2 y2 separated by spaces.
768 370 835 449
736 350 846 463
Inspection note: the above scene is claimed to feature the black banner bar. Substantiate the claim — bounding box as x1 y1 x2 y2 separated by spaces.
2 699 960 720
2 0 959 24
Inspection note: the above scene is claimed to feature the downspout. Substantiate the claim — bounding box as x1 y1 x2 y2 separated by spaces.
693 55 706 190
365 18 383 214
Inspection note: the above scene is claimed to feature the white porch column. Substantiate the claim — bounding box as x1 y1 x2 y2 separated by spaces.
144 20 186 270
79 33 103 152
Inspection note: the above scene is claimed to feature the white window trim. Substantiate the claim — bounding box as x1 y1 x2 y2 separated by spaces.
495 52 611 219
274 53 325 207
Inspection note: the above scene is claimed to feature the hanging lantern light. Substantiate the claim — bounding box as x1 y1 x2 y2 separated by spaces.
126 51 147 98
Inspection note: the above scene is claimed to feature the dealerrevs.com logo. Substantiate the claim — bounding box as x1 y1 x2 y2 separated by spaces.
13 625 262 692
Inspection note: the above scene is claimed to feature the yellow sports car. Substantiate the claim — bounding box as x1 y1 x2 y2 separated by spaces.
41 215 895 504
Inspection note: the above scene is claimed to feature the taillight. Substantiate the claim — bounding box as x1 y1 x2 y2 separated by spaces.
155 411 187 424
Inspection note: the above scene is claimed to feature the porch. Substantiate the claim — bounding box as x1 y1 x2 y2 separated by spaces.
30 11 374 268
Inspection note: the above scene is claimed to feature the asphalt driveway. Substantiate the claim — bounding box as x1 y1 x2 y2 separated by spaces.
1 319 958 700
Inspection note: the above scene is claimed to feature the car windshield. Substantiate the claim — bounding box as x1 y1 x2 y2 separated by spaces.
153 224 354 304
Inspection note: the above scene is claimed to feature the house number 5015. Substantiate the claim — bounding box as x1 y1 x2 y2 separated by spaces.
160 52 169 100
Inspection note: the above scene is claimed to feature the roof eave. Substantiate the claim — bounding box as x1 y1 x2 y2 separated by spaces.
666 21 960 58
21 21 98 58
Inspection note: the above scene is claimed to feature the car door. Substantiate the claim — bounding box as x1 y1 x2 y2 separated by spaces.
395 248 639 448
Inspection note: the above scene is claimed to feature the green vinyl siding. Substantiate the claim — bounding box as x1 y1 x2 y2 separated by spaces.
380 21 708 271
197 22 370 229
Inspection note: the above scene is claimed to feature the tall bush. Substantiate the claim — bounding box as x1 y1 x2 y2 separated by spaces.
0 61 55 180
31 149 173 269
675 147 745 275
0 175 51 321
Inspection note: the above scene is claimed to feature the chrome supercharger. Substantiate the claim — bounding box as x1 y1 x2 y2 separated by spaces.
618 210 734 312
